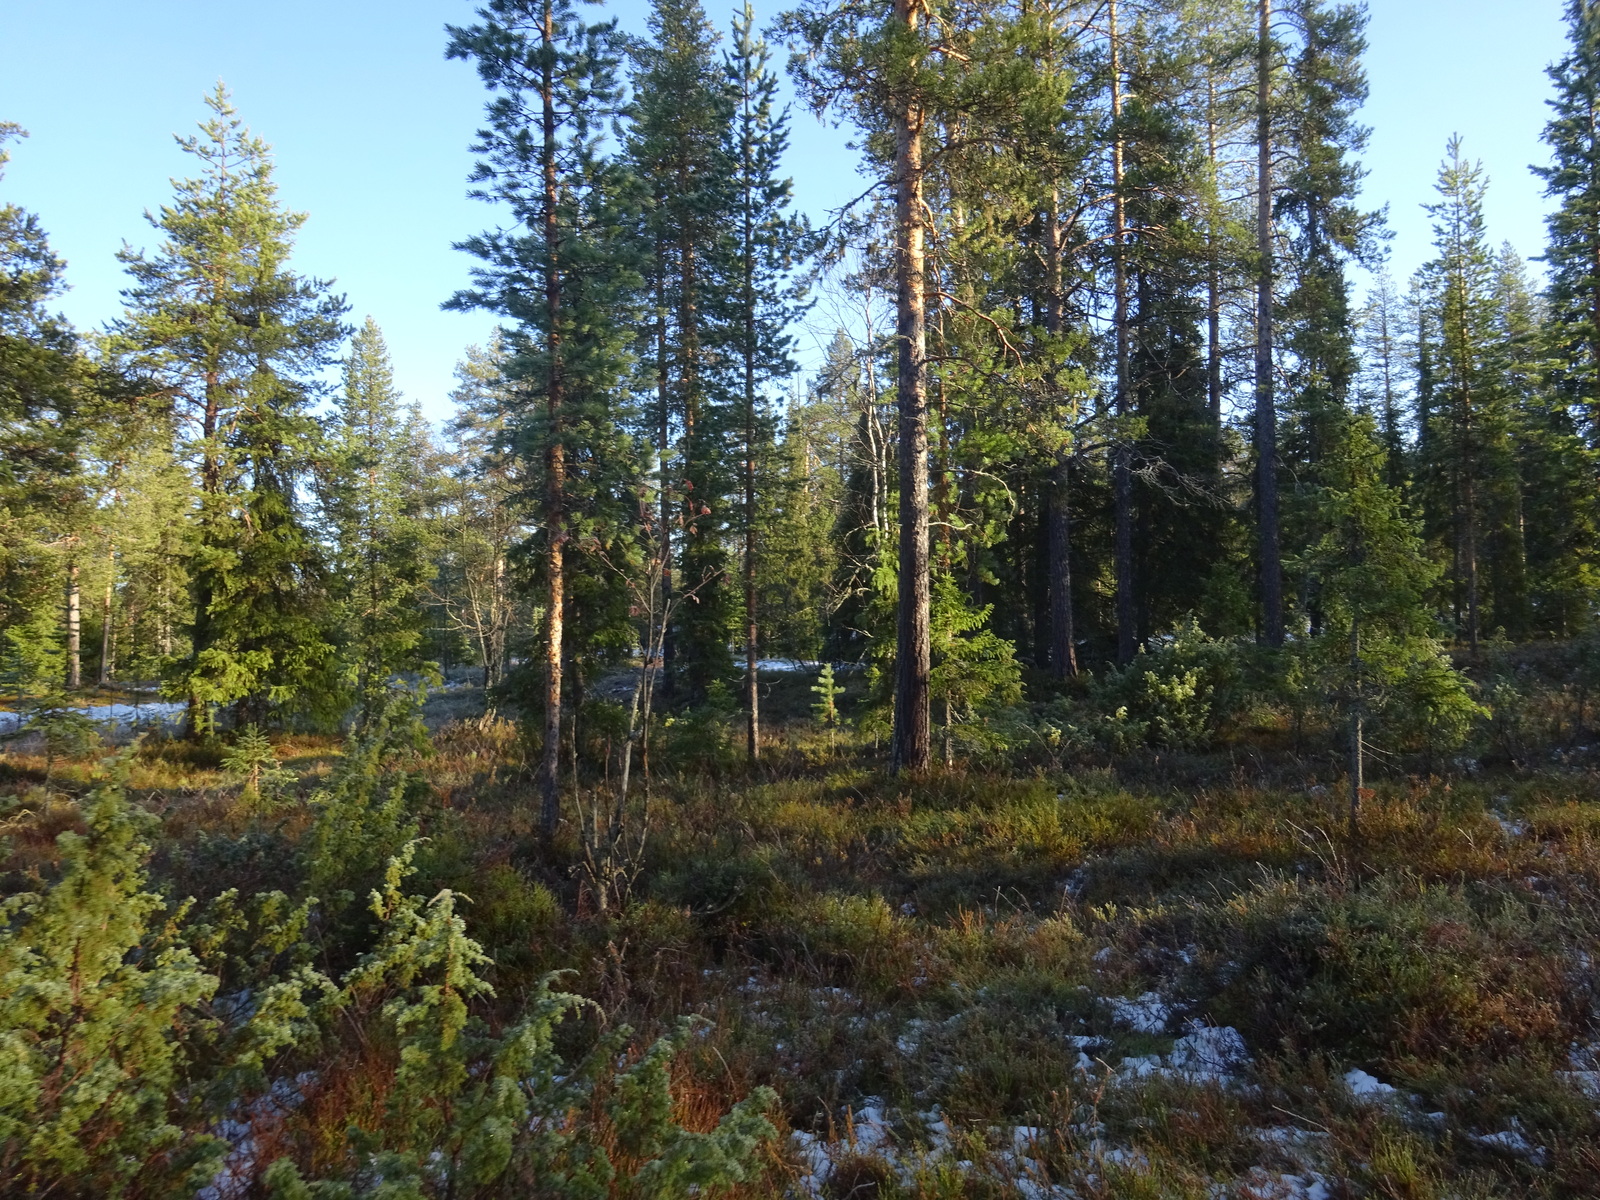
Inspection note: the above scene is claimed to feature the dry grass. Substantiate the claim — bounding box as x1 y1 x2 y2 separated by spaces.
5 662 1600 1196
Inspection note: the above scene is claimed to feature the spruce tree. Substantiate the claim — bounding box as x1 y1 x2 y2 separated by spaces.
1276 0 1382 638
1495 245 1600 634
0 124 92 701
435 341 527 695
725 0 809 759
1414 138 1526 648
630 0 739 706
449 0 643 836
1294 410 1477 836
1536 0 1600 437
116 86 348 732
321 318 439 730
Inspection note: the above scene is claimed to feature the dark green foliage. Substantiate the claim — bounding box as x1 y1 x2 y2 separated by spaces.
321 319 441 730
0 125 92 703
115 86 348 731
0 759 224 1196
264 848 777 1199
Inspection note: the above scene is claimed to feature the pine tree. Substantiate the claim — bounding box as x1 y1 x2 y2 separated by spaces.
1536 0 1600 438
0 124 92 702
725 0 809 760
1495 245 1600 634
1414 138 1526 648
115 86 348 733
449 0 643 837
321 318 439 730
1294 410 1479 836
435 341 527 696
630 0 739 706
1253 0 1286 646
1276 0 1382 638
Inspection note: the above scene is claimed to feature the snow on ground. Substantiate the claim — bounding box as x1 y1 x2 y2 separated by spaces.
1104 991 1172 1035
1342 1068 1398 1101
0 700 187 734
754 658 862 674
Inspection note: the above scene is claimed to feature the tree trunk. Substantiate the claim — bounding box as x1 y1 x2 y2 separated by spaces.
1047 456 1077 678
1348 614 1363 842
656 269 675 698
1255 0 1284 647
538 0 566 840
891 0 931 775
66 557 81 691
1111 0 1136 666
99 561 115 686
742 112 760 764
1206 59 1223 430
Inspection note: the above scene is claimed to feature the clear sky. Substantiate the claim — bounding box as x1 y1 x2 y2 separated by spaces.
0 0 1573 422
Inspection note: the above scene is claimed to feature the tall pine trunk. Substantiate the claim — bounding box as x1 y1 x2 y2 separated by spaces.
66 557 81 691
742 181 760 761
1205 58 1223 429
538 0 567 840
891 0 931 775
1255 0 1284 646
99 553 115 686
655 251 675 698
1110 0 1135 666
1044 196 1077 679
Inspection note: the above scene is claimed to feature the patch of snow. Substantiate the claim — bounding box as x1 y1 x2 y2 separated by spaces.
1166 1024 1250 1081
1472 1124 1548 1165
1105 992 1170 1034
1493 814 1528 838
1342 1068 1397 1101
0 700 187 735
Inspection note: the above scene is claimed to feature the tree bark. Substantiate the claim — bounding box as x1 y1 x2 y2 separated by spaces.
1110 0 1136 666
538 0 566 840
891 0 931 775
1043 195 1077 680
66 557 81 691
1206 57 1223 430
1255 0 1284 647
1047 456 1077 678
99 558 115 686
1348 614 1363 842
741 90 760 763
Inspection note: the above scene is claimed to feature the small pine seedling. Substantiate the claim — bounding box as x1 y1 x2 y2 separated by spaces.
812 664 844 748
223 724 297 810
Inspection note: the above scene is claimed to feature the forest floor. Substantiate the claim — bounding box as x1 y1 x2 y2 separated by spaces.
3 663 1600 1198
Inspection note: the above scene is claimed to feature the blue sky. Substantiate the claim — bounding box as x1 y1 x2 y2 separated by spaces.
0 0 1572 421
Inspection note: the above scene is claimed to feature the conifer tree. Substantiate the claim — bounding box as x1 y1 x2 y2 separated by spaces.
630 0 739 705
1276 0 1381 637
725 0 809 759
1537 0 1600 437
0 124 92 700
1295 410 1478 836
0 763 223 1195
1414 138 1526 648
116 86 348 733
1495 245 1600 634
1254 0 1285 646
321 318 439 730
449 0 643 837
1356 269 1410 494
435 341 527 695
